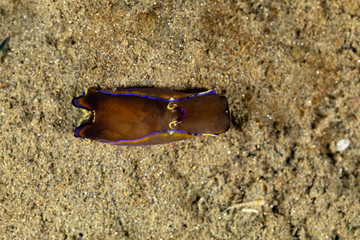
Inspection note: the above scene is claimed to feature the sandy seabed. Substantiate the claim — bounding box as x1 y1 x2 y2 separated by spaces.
0 0 359 239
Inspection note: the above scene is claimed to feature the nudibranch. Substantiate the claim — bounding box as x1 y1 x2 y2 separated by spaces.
72 88 230 146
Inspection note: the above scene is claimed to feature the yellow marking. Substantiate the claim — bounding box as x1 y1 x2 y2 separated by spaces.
78 109 95 131
82 138 91 143
168 120 178 129
202 134 218 136
167 102 177 110
80 109 92 122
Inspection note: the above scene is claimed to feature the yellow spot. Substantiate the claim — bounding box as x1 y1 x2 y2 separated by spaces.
202 134 217 136
80 109 92 123
169 120 178 129
167 102 177 110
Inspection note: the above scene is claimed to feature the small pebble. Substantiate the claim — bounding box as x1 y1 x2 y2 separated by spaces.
336 139 350 152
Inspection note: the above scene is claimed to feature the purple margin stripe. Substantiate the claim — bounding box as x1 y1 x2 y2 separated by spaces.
90 129 217 144
72 97 90 110
96 90 217 102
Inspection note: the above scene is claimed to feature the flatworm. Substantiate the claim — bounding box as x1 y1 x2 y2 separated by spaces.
72 88 230 145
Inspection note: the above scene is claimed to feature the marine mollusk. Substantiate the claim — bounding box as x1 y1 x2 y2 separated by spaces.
72 88 230 145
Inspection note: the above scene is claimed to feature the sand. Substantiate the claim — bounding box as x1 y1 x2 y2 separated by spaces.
0 0 359 239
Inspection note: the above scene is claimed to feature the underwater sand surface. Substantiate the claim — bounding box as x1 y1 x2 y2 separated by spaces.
0 0 359 239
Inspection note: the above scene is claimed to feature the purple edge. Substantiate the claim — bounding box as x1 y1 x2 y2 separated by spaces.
178 107 187 122
73 90 218 143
